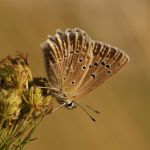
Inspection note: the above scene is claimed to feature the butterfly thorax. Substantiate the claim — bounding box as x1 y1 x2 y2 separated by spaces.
50 88 77 109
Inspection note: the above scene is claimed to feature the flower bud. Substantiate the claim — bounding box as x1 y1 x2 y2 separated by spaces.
0 89 21 121
23 86 53 117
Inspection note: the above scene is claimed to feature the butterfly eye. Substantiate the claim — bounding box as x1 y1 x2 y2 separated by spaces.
67 102 72 107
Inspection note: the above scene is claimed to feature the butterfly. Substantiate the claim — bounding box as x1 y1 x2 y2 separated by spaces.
41 28 129 118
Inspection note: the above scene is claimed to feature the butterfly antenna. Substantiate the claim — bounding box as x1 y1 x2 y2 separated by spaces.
51 103 66 113
77 102 100 114
74 102 96 122
83 104 100 114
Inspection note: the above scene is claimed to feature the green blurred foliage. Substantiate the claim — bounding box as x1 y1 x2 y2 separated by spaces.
0 0 150 150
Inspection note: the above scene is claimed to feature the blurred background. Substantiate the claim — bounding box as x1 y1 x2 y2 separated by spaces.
0 0 150 150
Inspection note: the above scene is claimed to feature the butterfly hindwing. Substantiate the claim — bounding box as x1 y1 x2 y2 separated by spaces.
72 41 129 99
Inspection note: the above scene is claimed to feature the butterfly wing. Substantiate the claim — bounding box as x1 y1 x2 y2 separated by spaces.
42 28 93 97
71 41 129 99
42 28 129 99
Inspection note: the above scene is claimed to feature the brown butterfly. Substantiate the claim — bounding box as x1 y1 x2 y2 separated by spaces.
41 28 129 120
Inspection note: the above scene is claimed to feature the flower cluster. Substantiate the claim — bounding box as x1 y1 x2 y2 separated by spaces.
0 53 53 149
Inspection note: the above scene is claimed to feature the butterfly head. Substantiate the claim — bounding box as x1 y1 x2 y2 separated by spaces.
64 100 77 109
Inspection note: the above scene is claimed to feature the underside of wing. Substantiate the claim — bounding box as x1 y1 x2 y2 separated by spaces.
41 28 94 96
41 28 129 100
71 41 129 99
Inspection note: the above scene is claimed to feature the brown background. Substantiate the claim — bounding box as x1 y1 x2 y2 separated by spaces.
0 0 150 150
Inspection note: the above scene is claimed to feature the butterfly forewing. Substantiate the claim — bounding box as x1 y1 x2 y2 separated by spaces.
42 28 129 100
42 29 93 95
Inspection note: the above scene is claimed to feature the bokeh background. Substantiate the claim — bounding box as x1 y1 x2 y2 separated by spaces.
0 0 150 150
